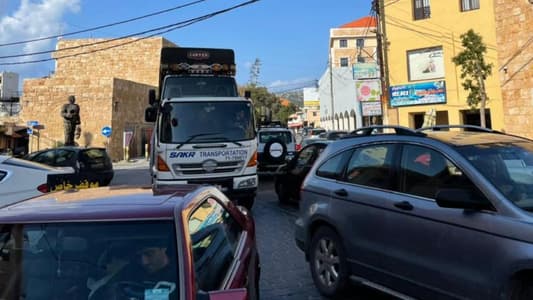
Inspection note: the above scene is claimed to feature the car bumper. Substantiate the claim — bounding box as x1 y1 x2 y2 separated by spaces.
154 174 257 199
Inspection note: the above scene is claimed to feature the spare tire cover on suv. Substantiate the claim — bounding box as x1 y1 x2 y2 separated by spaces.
263 139 287 163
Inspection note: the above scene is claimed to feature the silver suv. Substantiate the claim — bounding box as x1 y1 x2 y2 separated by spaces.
295 125 533 300
257 126 296 175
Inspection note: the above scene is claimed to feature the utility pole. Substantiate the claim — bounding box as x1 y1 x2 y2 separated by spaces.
329 54 335 130
374 0 392 124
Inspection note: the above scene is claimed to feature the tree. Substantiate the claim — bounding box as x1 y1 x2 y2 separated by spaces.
249 58 261 85
452 29 493 128
238 84 297 126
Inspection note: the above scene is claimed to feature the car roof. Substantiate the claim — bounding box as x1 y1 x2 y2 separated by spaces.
338 127 529 148
259 127 291 132
0 184 201 223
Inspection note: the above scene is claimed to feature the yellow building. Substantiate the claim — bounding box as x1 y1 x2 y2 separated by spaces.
383 0 504 130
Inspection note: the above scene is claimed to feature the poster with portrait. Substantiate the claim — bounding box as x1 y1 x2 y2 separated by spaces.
407 47 445 81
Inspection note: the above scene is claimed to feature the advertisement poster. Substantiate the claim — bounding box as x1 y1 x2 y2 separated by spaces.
356 80 381 102
407 47 445 81
361 102 382 116
389 80 446 107
353 63 380 80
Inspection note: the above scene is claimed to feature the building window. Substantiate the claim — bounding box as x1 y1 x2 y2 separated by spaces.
339 39 348 48
313 111 317 117
413 0 431 20
356 38 365 48
340 57 349 67
460 0 479 11
357 55 365 63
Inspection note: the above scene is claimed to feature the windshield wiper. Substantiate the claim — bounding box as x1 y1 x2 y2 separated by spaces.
175 132 222 149
204 136 242 147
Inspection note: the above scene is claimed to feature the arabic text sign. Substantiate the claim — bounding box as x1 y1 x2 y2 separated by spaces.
353 63 380 80
389 80 447 107
361 102 382 116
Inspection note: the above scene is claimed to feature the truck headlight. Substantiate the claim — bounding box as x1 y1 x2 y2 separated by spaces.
238 177 257 188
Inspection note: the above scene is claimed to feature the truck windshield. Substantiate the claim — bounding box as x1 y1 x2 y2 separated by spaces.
160 101 255 143
162 76 238 98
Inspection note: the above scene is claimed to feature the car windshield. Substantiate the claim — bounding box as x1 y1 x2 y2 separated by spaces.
0 220 178 300
160 101 255 143
259 131 293 144
162 76 238 98
457 142 533 211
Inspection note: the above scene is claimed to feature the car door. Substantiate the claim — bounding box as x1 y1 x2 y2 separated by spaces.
327 143 405 286
376 144 501 299
186 197 257 298
286 144 325 199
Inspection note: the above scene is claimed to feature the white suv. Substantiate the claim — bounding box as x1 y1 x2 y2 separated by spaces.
257 127 296 175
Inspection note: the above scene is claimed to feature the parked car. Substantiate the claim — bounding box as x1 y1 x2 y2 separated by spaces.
306 128 326 138
295 125 533 299
257 126 296 175
0 155 75 206
24 146 114 187
0 184 259 300
275 141 331 204
318 130 348 140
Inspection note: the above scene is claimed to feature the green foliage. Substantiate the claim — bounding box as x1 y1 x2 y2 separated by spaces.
452 29 493 108
239 84 298 126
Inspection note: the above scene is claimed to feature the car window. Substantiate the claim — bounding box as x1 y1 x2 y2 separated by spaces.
55 149 76 165
80 149 110 170
188 197 243 292
344 144 397 190
31 150 55 165
0 221 178 300
401 145 483 200
316 151 352 179
296 145 317 167
0 170 6 181
259 131 293 144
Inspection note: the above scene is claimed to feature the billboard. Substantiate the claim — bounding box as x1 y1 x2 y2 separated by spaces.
353 63 380 80
361 102 382 116
390 80 446 107
407 47 445 81
355 80 381 102
304 100 320 107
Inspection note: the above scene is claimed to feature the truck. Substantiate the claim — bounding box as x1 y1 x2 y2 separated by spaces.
145 47 258 208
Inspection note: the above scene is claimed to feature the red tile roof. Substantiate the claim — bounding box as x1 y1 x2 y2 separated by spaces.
340 16 377 28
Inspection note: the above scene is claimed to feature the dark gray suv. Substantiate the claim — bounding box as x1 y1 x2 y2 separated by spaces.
295 125 533 300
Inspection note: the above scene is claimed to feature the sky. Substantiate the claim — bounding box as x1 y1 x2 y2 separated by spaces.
0 0 372 92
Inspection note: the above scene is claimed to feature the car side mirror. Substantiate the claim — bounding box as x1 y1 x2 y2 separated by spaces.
148 89 157 105
208 288 247 300
145 107 157 122
436 188 491 210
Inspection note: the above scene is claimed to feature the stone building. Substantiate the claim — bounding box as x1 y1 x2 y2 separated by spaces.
21 37 176 161
494 0 533 138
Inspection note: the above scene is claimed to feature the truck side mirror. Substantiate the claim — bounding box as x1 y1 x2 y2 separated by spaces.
148 89 157 105
244 90 251 99
145 107 157 122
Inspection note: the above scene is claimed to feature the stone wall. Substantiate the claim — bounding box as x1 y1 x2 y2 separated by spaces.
109 78 155 161
20 37 176 159
495 0 533 137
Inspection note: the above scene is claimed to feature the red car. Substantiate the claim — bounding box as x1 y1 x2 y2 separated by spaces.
0 184 260 300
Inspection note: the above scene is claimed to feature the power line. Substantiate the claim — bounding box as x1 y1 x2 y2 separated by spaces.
0 0 207 47
0 0 259 65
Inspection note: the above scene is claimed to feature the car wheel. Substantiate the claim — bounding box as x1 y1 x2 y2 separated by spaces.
275 180 290 204
511 276 533 300
264 139 287 163
239 196 255 210
309 226 350 298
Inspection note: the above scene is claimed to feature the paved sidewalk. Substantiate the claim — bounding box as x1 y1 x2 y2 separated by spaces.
113 157 150 170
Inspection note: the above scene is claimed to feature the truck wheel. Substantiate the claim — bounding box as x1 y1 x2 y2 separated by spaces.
239 196 255 210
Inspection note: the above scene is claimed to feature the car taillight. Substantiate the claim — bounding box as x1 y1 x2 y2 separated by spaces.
296 144 302 151
37 184 49 193
247 151 257 167
157 155 171 172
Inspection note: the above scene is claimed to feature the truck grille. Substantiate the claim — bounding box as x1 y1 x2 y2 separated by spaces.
172 160 243 175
